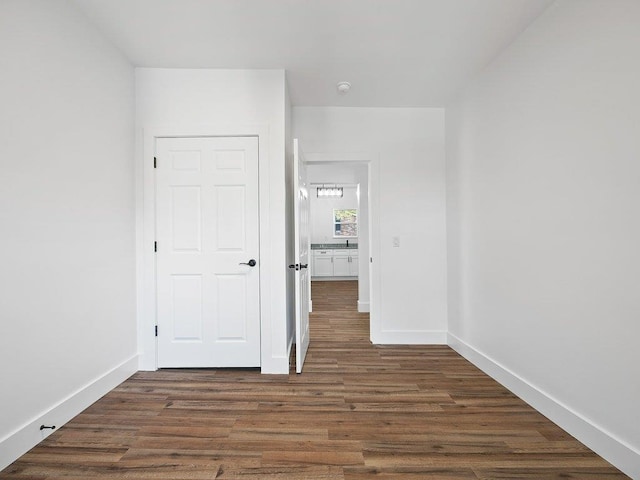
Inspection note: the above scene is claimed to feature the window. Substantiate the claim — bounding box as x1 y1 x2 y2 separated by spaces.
333 209 358 238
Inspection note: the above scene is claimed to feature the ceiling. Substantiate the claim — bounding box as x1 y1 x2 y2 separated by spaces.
72 0 554 107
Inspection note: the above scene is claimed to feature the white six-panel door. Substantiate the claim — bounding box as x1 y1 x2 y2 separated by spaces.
293 139 310 373
155 136 260 368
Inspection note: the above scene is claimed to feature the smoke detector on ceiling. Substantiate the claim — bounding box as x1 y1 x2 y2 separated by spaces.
337 81 351 94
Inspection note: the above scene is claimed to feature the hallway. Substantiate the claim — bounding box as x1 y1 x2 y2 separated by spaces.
1 281 628 479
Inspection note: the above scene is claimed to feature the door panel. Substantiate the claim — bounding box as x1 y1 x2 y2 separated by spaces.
293 139 310 373
156 136 260 368
170 186 201 252
215 185 246 250
171 274 203 340
215 274 248 340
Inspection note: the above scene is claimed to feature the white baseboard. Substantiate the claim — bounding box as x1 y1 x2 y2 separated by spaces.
286 334 294 366
447 333 640 479
259 336 293 375
260 357 290 375
372 330 447 345
0 354 138 471
357 300 370 312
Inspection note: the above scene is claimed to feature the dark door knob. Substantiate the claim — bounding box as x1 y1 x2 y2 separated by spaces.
240 259 257 267
288 263 308 270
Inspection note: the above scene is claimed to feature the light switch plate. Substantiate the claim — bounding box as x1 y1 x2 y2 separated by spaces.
393 236 400 247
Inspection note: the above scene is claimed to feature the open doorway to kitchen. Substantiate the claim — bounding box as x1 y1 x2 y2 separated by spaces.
307 162 371 325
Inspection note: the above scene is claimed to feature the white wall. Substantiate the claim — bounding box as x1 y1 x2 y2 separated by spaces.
294 107 447 343
0 0 136 469
135 68 290 374
446 1 640 476
284 77 295 361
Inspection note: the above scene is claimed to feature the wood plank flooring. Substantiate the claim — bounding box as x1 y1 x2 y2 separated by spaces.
1 280 629 479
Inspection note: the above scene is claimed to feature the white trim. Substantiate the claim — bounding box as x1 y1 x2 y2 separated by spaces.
369 155 381 345
373 330 447 345
137 125 273 372
261 355 290 375
311 276 358 281
357 300 370 313
0 355 138 471
286 334 294 369
447 333 640 479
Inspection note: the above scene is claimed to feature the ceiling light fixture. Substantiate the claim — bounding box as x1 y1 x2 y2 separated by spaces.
317 185 344 198
337 81 351 94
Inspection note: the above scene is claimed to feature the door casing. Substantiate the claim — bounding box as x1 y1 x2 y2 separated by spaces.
304 152 379 344
138 125 272 372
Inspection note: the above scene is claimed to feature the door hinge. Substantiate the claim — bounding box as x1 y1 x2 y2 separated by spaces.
154 157 157 168
155 325 158 337
154 241 157 252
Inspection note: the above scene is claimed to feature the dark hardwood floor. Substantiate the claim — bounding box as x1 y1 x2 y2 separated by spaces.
1 280 628 479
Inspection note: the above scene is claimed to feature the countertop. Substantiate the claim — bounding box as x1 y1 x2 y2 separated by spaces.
311 243 358 250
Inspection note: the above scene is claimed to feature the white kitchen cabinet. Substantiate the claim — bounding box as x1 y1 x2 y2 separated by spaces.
335 249 358 276
333 250 351 276
312 250 333 277
348 252 359 276
312 248 358 278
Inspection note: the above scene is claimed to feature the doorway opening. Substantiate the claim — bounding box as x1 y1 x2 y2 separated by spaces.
306 161 371 339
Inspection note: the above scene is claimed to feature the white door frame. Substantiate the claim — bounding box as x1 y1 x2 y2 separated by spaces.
137 125 271 371
304 152 380 344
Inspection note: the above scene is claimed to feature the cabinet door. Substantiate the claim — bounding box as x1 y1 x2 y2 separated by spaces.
349 254 359 276
333 255 350 276
313 255 333 276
